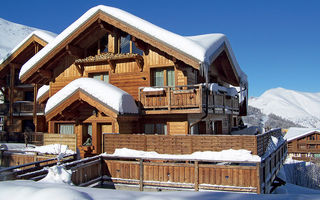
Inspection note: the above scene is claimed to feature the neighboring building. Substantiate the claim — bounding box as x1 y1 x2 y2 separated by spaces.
285 127 320 161
0 31 55 133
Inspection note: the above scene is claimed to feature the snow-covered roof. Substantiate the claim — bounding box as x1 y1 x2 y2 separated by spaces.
0 30 56 65
285 127 320 142
37 85 49 101
45 77 138 115
19 5 247 87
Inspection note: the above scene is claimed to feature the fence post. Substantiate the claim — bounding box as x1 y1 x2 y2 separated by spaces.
139 159 144 191
256 162 261 194
194 161 199 191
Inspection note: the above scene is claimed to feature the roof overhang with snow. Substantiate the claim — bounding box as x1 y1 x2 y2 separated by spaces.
19 5 247 88
0 31 55 81
45 78 138 121
285 127 320 142
37 85 50 104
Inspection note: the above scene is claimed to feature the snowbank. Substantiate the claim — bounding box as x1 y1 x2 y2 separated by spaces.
25 144 74 155
39 165 73 185
45 78 139 114
0 179 319 200
142 87 165 92
106 148 261 162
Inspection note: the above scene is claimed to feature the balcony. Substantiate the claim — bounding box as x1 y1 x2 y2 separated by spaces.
13 101 45 116
138 84 240 114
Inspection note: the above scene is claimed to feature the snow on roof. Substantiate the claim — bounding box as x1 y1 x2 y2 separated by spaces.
19 5 247 87
45 77 138 115
37 85 49 101
105 148 261 162
0 30 56 65
285 127 320 142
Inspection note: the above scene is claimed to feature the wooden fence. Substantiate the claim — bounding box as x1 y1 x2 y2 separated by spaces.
0 132 43 145
43 133 77 152
104 129 282 156
0 138 287 194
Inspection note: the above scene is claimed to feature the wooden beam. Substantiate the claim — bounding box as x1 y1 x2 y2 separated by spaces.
33 84 38 132
108 60 116 72
37 69 52 79
75 64 84 76
97 18 105 29
135 57 144 72
66 44 84 58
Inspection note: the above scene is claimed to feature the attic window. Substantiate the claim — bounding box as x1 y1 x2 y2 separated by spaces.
120 35 143 55
87 35 108 56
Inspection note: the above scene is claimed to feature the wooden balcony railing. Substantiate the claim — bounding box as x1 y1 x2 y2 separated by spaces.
12 101 45 116
139 84 239 114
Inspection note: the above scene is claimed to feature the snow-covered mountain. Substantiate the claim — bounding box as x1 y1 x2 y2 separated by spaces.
0 18 54 60
249 88 320 128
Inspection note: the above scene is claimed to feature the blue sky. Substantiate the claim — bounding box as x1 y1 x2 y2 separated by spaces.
1 0 320 97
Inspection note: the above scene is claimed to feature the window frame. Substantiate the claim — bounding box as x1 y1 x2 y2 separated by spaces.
150 67 175 87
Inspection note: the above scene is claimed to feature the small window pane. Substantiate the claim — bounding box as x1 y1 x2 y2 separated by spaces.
59 124 74 135
93 74 101 80
120 35 130 53
156 123 167 135
132 42 143 55
167 69 175 87
153 69 164 86
103 74 109 83
145 124 154 134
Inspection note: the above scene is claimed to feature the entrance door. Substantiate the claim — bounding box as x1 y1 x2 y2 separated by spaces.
214 121 223 135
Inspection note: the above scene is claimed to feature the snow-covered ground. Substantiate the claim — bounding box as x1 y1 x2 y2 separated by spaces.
0 179 319 200
249 87 320 128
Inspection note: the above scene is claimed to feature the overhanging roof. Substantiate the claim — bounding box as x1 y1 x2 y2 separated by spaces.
19 5 247 87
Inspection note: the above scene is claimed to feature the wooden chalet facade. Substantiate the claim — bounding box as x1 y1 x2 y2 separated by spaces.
15 6 286 194
0 31 55 133
285 127 320 162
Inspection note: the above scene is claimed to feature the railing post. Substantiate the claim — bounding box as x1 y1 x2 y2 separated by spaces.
194 161 199 191
199 85 203 112
139 159 144 191
168 87 171 111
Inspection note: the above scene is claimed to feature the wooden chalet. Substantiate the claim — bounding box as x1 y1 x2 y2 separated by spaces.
285 127 320 162
0 31 55 134
17 6 287 193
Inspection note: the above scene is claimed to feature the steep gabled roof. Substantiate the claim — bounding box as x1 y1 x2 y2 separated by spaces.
0 30 56 68
285 127 320 142
19 5 247 87
45 78 138 118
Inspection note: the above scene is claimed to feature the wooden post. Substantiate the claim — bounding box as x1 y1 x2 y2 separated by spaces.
256 162 261 194
33 84 38 132
139 159 144 191
168 87 171 111
9 64 15 126
194 161 199 191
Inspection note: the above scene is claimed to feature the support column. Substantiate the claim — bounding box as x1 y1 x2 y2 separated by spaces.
9 64 15 128
33 84 38 132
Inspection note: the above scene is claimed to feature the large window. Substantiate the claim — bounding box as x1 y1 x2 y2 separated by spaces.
120 35 143 55
151 67 175 87
144 123 167 135
90 72 109 83
59 124 74 135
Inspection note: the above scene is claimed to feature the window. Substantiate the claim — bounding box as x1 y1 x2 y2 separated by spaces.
82 124 92 146
87 35 108 56
144 123 167 135
90 72 109 83
24 91 34 101
120 35 143 55
308 144 316 149
151 67 175 87
59 124 74 135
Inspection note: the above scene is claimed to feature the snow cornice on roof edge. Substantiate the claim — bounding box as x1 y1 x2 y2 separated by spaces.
45 78 139 115
19 5 247 86
0 30 56 65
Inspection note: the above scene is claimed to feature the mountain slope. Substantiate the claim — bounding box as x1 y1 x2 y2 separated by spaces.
249 88 320 128
0 18 54 60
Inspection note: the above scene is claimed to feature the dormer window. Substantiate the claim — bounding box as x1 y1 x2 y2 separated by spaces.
120 35 143 55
